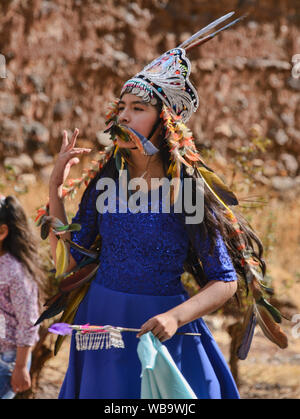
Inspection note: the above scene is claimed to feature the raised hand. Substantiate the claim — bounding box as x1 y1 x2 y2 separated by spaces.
50 129 91 192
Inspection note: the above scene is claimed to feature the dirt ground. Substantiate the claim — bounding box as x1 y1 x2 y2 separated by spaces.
33 315 300 399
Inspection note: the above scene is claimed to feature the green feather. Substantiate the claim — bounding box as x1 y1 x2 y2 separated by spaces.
257 297 282 323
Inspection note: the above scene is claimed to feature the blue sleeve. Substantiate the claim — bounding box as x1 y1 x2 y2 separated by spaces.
194 229 238 282
69 182 99 264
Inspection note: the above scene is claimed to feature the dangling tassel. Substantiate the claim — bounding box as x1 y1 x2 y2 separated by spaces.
75 331 108 350
75 328 125 351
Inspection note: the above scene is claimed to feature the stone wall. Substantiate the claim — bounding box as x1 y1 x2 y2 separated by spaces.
0 0 299 191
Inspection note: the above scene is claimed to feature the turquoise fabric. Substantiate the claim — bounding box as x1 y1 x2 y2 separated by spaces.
137 332 197 399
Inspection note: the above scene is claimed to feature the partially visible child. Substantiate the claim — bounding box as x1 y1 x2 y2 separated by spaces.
0 195 42 399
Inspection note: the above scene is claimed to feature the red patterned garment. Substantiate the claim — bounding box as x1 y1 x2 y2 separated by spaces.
0 253 39 352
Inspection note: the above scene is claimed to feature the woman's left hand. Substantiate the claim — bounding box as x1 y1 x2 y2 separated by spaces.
137 312 179 342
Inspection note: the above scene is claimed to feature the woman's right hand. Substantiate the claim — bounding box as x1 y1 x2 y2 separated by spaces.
50 128 91 193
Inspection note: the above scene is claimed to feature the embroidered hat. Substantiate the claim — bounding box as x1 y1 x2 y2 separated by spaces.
121 48 198 123
121 11 244 122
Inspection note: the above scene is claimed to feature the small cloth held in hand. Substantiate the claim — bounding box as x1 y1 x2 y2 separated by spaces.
137 332 197 399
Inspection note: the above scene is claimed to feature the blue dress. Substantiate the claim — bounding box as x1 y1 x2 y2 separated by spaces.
59 177 240 399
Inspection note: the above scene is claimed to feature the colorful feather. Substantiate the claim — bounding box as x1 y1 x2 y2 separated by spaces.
256 297 282 324
40 216 82 239
35 261 99 325
53 223 81 235
237 305 257 360
254 303 288 349
248 276 282 323
59 263 99 293
55 239 69 279
66 239 100 260
34 294 68 326
54 282 92 355
196 166 239 207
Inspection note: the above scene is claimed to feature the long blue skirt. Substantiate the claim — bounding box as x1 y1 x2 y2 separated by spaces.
59 281 239 399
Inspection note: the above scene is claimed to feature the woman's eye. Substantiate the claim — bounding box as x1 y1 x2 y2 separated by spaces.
118 106 144 112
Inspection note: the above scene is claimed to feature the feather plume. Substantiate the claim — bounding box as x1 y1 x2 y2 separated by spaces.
237 305 257 360
248 277 282 323
66 239 100 260
185 16 247 52
59 262 99 293
34 294 68 326
54 282 92 355
40 216 81 239
254 304 288 349
55 239 69 279
34 262 99 325
256 297 282 324
195 166 239 208
178 11 235 49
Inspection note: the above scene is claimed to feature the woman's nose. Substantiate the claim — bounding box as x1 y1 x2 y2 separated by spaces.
118 109 130 124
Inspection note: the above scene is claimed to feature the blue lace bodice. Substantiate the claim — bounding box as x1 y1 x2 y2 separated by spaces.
70 177 237 296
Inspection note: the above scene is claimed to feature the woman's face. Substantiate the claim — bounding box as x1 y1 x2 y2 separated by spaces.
116 93 160 150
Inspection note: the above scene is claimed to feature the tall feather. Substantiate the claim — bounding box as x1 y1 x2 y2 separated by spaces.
178 11 235 49
185 16 247 52
237 305 257 360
